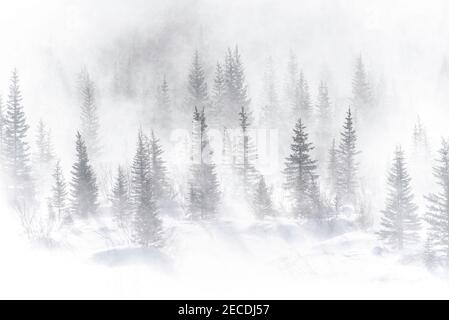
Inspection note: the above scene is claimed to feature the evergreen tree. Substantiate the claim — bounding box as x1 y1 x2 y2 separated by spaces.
316 81 331 132
236 106 258 196
188 108 220 220
223 46 250 127
283 118 319 220
253 175 274 220
425 139 449 261
327 139 338 195
351 55 371 117
3 69 33 201
79 69 101 158
70 132 98 218
187 50 209 111
35 119 54 165
51 160 68 221
261 56 279 127
412 116 430 159
154 75 171 131
336 108 359 205
111 166 131 229
285 51 299 116
378 147 420 250
131 129 163 247
298 71 312 121
148 130 169 203
210 62 226 128
0 95 5 155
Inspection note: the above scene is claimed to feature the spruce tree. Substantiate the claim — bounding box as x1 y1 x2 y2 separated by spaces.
188 107 220 220
316 81 332 133
261 56 279 127
131 129 163 247
3 69 33 201
253 176 274 220
351 55 371 117
79 69 101 158
51 160 68 221
148 130 169 204
425 139 449 261
327 139 338 195
70 132 98 218
378 147 420 250
336 108 359 206
35 119 54 165
298 71 312 122
111 166 131 229
154 75 171 131
0 95 5 155
210 62 226 128
187 50 209 111
236 106 258 196
285 51 299 117
283 118 319 220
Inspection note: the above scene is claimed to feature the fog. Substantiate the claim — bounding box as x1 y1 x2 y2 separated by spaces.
1 0 449 299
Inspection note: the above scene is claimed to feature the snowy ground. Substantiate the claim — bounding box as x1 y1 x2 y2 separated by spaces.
0 209 448 300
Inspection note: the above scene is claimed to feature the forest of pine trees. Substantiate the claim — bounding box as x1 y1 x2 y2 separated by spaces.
0 47 448 271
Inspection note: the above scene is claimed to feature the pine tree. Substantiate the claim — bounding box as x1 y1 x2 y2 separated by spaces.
3 69 33 201
236 106 258 196
131 129 163 247
51 160 68 221
336 108 359 206
285 51 299 116
298 71 312 121
154 75 171 131
283 118 319 220
210 62 226 128
378 147 420 250
79 68 101 158
187 50 209 111
316 81 332 132
253 176 274 220
0 95 5 155
35 119 54 165
111 166 131 229
148 130 169 204
425 139 449 261
327 139 338 195
412 116 430 159
223 46 250 127
70 132 98 218
261 56 279 127
188 107 220 220
351 55 371 118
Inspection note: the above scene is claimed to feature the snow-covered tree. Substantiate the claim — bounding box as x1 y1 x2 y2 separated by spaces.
148 130 169 204
154 76 171 132
316 81 332 133
0 95 5 155
51 160 68 221
412 116 430 160
35 119 54 165
3 69 33 201
378 147 420 250
78 69 101 159
253 175 274 220
210 62 226 128
298 71 312 122
327 138 338 195
261 56 279 127
111 166 131 229
285 51 299 116
351 55 372 118
336 107 359 206
187 50 209 111
223 46 250 127
425 139 449 262
236 106 258 196
70 132 98 218
188 107 220 220
283 118 319 220
131 129 163 247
